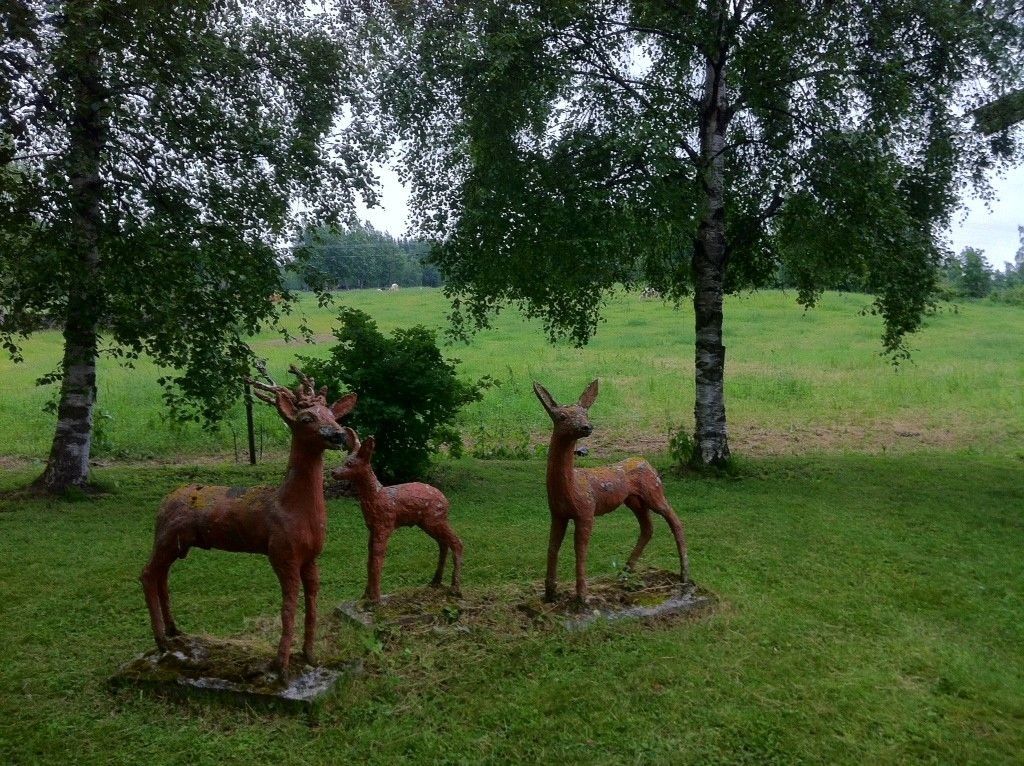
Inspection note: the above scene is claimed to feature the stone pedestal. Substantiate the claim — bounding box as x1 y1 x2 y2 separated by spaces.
516 568 716 630
560 583 713 630
333 571 714 636
109 635 361 713
334 587 465 631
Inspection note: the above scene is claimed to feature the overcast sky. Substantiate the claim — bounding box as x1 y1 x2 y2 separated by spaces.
359 161 1023 269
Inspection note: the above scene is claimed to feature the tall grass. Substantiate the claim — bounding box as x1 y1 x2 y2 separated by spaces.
1 290 1021 460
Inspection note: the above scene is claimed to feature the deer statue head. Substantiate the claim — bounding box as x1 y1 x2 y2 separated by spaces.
248 363 356 451
533 379 599 441
331 428 374 481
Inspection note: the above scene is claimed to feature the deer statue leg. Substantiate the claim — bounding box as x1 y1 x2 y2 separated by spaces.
625 497 654 571
157 563 179 637
429 535 448 588
544 515 569 602
651 500 690 585
300 560 319 666
272 558 301 676
445 525 463 597
140 550 177 651
364 528 392 604
572 516 594 604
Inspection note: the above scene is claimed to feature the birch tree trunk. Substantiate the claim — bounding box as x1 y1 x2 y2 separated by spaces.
38 38 106 492
691 27 731 467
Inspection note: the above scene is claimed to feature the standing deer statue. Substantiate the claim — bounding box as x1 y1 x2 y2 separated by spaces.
331 428 463 604
534 379 690 604
140 365 356 677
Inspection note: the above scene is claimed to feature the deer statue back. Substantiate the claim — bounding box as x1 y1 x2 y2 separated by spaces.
140 365 356 677
331 428 463 604
534 379 690 603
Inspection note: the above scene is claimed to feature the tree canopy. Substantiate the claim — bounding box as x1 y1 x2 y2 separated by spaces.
0 1 383 489
379 0 1024 464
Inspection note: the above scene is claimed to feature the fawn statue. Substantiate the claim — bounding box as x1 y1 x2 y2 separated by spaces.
140 365 356 677
331 428 463 604
534 379 690 603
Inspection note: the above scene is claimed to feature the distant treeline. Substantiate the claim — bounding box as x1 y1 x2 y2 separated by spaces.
938 236 1024 305
283 224 442 290
770 227 1024 306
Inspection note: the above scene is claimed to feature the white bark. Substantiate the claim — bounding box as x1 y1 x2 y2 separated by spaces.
691 16 731 467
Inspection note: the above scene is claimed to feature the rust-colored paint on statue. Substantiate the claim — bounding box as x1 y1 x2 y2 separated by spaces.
533 379 690 603
140 366 356 676
331 429 463 604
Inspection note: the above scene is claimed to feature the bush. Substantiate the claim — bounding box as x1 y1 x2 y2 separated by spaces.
989 284 1024 306
667 427 695 470
301 308 485 482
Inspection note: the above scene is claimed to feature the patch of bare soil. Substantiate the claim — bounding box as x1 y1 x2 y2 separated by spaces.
0 418 976 472
0 479 112 504
733 420 960 455
580 419 962 459
259 332 335 347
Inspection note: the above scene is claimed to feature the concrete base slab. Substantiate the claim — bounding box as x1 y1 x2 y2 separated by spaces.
109 635 361 713
334 599 377 628
333 572 715 636
334 588 463 631
561 584 714 630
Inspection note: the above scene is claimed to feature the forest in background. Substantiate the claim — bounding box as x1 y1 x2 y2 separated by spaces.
284 224 441 290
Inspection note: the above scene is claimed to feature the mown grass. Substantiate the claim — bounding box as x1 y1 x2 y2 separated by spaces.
1 452 1022 763
1 289 1021 461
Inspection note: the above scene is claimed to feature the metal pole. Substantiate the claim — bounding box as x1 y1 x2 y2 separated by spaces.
244 381 257 465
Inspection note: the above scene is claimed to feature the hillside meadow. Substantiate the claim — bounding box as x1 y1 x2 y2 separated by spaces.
0 289 1021 462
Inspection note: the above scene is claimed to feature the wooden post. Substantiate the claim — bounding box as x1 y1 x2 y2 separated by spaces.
244 381 257 465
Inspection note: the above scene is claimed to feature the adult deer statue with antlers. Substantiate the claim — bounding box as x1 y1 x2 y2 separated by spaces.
534 379 690 604
140 364 356 677
331 428 463 604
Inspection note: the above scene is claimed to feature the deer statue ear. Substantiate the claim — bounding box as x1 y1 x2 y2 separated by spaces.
359 435 376 460
341 426 359 453
330 392 357 419
578 379 599 409
275 390 298 422
533 381 558 415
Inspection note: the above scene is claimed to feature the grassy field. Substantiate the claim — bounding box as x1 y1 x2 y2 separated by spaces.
1 289 1022 461
1 453 1022 763
2 288 1022 762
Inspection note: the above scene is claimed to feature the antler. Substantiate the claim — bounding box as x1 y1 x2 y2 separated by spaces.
288 364 327 407
289 363 314 390
246 378 292 406
246 362 330 408
246 359 294 405
253 358 277 386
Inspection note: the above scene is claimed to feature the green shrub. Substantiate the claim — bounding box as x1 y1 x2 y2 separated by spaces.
301 307 486 482
668 427 695 470
989 284 1024 306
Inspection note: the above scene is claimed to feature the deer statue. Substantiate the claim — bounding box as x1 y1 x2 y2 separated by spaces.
533 379 691 604
331 428 463 604
140 365 356 677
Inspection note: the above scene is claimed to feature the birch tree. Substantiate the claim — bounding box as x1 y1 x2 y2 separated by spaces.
378 0 1024 465
1 1 382 491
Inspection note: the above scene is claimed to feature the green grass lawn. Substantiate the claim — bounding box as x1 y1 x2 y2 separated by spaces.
1 289 1022 461
2 289 1022 762
1 453 1022 763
